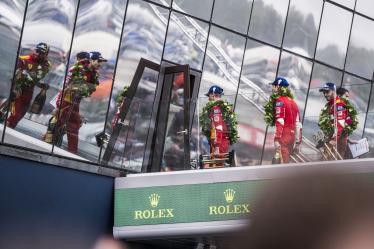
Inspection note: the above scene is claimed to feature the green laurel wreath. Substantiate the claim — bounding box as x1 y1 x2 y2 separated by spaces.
199 100 238 145
264 87 294 126
116 86 128 104
318 97 358 137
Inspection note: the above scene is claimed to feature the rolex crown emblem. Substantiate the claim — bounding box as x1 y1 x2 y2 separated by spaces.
224 189 235 203
149 193 160 208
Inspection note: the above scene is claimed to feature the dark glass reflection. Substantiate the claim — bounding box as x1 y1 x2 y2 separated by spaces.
0 0 27 142
3 0 78 157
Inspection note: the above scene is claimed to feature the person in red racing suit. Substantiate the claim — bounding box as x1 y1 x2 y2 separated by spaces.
319 83 356 158
271 77 302 163
7 42 51 128
47 51 106 154
206 85 229 156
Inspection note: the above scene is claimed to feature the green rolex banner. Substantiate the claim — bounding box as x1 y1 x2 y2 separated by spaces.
114 180 264 227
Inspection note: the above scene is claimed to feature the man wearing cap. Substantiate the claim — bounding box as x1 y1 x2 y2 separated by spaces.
319 83 358 158
205 85 230 158
45 51 106 153
267 77 302 164
7 42 51 128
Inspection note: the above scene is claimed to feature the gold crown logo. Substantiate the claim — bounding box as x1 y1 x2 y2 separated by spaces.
224 189 236 203
149 193 160 208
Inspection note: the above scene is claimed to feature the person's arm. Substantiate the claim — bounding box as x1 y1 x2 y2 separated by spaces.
274 99 285 143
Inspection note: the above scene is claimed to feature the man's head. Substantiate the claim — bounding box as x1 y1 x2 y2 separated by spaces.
89 51 107 69
337 87 350 99
319 83 336 101
205 85 224 102
76 51 90 62
34 42 49 60
270 77 289 93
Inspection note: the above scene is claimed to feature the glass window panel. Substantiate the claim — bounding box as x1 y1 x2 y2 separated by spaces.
332 0 355 9
3 0 78 156
345 15 374 79
234 93 267 166
195 26 245 162
235 39 279 166
356 0 374 19
315 3 352 69
342 75 371 113
107 67 160 171
172 0 213 20
102 0 167 162
52 0 127 162
283 0 323 58
248 0 289 46
164 12 208 70
363 112 374 159
277 51 313 116
199 26 246 103
368 85 374 113
304 64 342 118
0 0 27 142
212 0 252 34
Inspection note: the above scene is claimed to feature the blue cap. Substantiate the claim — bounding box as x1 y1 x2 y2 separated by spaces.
90 51 107 62
76 51 90 60
270 77 289 87
35 42 49 54
319 82 336 92
205 85 224 96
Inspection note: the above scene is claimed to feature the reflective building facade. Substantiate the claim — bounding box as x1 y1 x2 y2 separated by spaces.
1 0 374 172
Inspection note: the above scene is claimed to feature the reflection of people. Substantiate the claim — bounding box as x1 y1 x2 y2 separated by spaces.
233 171 374 249
336 87 358 158
265 77 302 164
7 42 51 128
44 51 106 153
200 85 238 162
319 83 358 158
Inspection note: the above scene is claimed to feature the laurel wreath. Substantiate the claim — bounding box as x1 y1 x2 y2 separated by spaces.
116 86 129 104
318 97 358 137
264 87 294 126
199 100 238 145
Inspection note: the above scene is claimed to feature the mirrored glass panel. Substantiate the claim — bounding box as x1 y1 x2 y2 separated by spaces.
107 67 160 171
356 0 374 19
345 15 374 80
50 0 127 162
195 26 246 164
234 39 280 166
332 0 355 9
363 112 374 159
248 0 289 46
172 0 213 21
315 3 352 69
164 12 208 70
212 0 252 34
303 64 343 161
0 0 27 142
102 0 167 162
283 0 323 58
341 74 371 139
3 0 78 157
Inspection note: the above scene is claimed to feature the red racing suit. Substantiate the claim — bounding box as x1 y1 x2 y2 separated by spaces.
274 96 302 163
53 60 98 153
326 96 353 157
210 105 229 156
7 54 50 128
